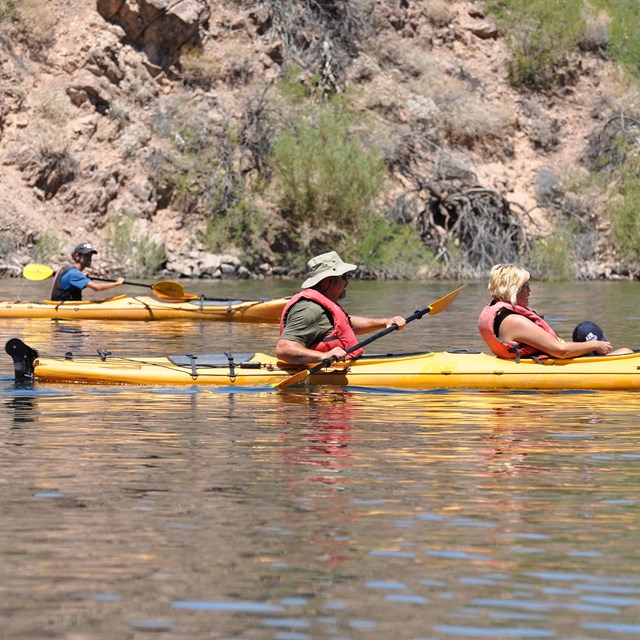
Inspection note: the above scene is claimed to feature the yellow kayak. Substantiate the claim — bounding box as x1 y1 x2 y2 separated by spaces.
0 294 287 323
6 339 640 389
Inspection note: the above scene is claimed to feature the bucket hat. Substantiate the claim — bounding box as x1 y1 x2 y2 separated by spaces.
301 251 357 289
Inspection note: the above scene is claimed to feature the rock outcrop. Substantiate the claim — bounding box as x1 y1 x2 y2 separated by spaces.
0 0 634 279
96 0 210 71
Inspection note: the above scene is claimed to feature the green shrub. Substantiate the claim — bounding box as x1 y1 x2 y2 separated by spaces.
609 171 640 262
269 99 385 242
485 0 585 90
528 222 578 280
105 214 166 278
204 196 271 266
590 0 640 73
149 97 242 215
338 213 434 278
0 0 18 21
485 0 640 81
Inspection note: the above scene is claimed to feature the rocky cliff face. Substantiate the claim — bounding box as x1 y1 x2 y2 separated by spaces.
0 0 633 279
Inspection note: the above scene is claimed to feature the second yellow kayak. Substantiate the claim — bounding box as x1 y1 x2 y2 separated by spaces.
0 294 288 323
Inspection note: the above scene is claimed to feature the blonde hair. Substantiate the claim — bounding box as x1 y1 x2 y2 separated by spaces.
488 264 530 305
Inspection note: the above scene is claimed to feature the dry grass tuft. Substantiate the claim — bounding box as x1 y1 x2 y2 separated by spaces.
18 0 56 46
181 39 255 89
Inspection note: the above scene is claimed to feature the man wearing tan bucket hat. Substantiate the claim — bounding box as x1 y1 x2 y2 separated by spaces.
276 251 406 365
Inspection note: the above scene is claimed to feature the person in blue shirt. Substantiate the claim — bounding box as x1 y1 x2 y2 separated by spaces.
50 242 124 302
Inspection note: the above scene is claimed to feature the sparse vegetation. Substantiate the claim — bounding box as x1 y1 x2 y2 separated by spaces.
0 0 56 47
34 232 61 265
528 221 578 280
204 196 273 266
5 0 640 280
609 170 640 264
181 39 254 89
105 214 166 278
0 1 18 20
339 212 435 278
485 0 640 84
485 0 585 90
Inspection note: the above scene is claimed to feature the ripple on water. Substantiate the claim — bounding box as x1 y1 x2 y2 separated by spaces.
172 600 285 613
434 625 555 638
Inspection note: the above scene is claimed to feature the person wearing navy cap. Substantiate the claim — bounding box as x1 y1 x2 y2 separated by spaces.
478 264 632 359
50 243 125 302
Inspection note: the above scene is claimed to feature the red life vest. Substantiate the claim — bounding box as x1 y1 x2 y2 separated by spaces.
280 289 364 358
478 300 559 359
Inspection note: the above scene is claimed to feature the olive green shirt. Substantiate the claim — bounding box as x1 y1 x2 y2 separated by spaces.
280 299 334 348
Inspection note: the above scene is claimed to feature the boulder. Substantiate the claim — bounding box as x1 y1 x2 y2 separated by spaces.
97 0 211 70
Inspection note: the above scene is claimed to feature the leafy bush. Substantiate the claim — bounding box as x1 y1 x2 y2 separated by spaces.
485 0 640 82
590 0 640 72
338 212 435 278
269 99 385 249
204 196 272 266
149 97 242 214
485 0 585 90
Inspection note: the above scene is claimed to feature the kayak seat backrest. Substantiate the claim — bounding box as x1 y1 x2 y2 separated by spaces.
168 353 256 368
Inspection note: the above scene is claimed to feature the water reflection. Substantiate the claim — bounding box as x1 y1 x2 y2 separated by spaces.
2 276 640 639
4 386 37 426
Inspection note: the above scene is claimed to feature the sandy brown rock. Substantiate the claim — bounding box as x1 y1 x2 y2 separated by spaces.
0 0 632 278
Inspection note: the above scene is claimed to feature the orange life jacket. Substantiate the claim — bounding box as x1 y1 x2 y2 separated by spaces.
280 289 364 358
478 300 559 360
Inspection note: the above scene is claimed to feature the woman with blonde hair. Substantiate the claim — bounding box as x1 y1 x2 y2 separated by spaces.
478 264 631 360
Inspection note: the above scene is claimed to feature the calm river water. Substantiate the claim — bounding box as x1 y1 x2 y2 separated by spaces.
1 277 639 639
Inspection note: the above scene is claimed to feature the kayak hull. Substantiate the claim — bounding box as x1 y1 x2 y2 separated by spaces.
10 343 640 390
0 295 287 323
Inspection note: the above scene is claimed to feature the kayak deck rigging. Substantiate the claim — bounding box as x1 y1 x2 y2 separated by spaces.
6 338 640 390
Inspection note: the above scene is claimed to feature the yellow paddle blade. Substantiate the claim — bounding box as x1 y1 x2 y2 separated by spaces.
426 284 467 316
154 291 199 301
152 281 185 298
274 368 312 390
23 264 55 281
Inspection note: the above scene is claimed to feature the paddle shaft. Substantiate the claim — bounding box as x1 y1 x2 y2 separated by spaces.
90 276 151 288
306 304 432 375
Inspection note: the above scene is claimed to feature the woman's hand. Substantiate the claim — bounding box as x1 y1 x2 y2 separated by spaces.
592 340 612 355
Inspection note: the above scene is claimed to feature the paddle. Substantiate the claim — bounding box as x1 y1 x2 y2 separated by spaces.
22 263 186 299
274 284 466 390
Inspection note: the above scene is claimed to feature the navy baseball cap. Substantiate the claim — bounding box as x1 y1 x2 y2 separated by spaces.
73 242 97 256
572 321 606 343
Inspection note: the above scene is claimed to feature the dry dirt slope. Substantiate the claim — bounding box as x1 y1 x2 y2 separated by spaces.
0 0 632 278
